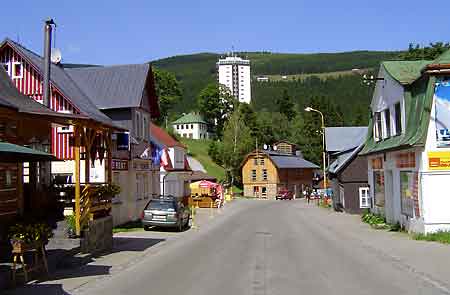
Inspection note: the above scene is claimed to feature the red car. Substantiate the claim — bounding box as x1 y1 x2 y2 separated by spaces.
276 190 294 200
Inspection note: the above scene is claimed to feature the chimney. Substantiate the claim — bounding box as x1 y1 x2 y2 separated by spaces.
43 18 55 108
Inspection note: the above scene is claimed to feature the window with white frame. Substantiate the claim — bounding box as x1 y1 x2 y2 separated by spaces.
262 169 268 181
143 116 148 141
359 187 371 208
394 102 402 135
251 169 257 181
12 62 23 79
374 112 382 141
383 109 391 139
136 112 141 139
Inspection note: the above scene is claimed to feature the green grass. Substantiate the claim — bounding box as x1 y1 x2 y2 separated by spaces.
181 138 226 182
113 220 143 233
413 231 450 244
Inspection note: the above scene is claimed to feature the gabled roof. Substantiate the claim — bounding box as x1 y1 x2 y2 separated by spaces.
360 72 436 155
0 38 115 127
325 127 367 153
0 67 87 121
382 60 431 85
173 112 207 124
270 155 319 169
242 149 319 169
150 123 185 148
65 64 150 109
423 50 450 72
328 144 364 175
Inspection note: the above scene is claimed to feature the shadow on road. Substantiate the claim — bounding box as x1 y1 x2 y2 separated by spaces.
4 283 72 295
112 237 165 252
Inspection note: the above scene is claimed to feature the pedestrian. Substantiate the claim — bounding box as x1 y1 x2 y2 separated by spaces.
306 186 311 204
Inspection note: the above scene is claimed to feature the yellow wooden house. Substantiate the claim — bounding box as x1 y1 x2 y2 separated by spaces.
241 143 318 199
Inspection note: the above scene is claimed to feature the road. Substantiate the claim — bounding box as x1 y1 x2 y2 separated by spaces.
80 200 448 295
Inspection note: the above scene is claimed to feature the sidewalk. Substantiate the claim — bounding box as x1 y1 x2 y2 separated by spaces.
299 200 450 291
2 202 237 295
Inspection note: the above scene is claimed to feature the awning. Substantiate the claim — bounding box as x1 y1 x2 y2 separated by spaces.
0 142 59 162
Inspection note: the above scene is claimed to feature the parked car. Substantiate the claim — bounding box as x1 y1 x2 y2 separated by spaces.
141 196 190 232
276 190 294 200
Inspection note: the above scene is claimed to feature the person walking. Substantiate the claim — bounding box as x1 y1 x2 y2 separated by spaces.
306 186 311 204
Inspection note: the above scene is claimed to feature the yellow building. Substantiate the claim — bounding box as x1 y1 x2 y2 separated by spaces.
241 144 318 199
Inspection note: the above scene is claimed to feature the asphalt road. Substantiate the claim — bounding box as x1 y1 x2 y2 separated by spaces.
82 200 448 295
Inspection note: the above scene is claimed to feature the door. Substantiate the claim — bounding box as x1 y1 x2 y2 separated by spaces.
359 187 370 209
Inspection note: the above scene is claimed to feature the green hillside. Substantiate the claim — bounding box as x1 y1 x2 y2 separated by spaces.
151 50 401 114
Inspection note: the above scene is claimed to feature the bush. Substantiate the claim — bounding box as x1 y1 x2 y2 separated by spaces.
361 212 389 229
413 231 450 244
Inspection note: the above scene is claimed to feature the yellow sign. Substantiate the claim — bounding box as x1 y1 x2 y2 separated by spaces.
428 152 450 170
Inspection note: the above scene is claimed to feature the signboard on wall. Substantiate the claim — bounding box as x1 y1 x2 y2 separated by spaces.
116 132 130 151
435 80 450 147
428 151 450 170
112 159 128 171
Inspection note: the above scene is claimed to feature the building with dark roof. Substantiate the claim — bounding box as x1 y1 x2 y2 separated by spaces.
325 127 368 214
241 143 318 199
361 50 450 233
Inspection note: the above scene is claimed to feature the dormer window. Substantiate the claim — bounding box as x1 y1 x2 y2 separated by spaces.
383 109 391 139
394 102 402 135
374 112 382 141
12 62 23 79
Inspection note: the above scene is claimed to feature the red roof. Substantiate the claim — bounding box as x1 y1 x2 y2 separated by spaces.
150 123 185 148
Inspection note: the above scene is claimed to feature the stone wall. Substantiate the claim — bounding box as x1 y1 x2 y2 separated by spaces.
81 216 113 254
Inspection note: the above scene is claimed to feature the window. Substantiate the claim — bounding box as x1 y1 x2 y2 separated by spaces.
262 169 268 181
12 62 23 79
260 158 265 165
135 112 141 138
373 171 385 207
251 169 257 181
181 125 184 130
191 124 194 129
394 102 402 135
143 116 148 140
3 62 10 76
359 187 371 208
254 158 258 165
23 162 29 183
400 171 415 217
383 109 391 138
374 112 382 141
189 133 193 138
176 125 179 130
185 124 189 129
261 187 267 197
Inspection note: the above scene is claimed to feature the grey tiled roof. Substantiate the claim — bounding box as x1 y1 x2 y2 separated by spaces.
1 38 115 127
325 127 368 153
65 64 150 109
327 144 363 174
270 155 319 169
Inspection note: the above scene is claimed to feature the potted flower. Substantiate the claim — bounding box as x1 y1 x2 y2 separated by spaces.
9 223 53 252
93 183 121 203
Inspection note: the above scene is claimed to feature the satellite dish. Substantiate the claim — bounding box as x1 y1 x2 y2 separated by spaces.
51 48 62 64
273 146 278 151
263 144 268 150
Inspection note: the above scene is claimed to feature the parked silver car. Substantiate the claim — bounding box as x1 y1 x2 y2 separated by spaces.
141 196 190 232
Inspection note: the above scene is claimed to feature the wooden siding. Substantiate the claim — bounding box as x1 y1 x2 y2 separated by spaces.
0 44 79 160
242 154 278 186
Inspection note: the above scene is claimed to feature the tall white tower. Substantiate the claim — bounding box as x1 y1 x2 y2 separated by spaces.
217 55 251 104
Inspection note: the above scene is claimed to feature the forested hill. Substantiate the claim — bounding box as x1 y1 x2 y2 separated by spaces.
151 50 401 119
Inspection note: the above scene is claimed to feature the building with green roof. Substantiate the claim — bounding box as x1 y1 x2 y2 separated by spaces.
361 51 450 234
172 112 211 140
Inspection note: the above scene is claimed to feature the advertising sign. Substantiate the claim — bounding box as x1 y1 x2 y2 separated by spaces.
435 80 450 147
428 151 450 170
116 132 130 151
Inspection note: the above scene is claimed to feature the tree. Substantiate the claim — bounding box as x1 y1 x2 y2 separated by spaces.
219 106 254 185
197 83 236 138
276 89 296 121
153 68 182 125
399 42 450 61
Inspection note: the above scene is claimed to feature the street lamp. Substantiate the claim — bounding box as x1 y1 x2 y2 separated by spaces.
304 106 327 193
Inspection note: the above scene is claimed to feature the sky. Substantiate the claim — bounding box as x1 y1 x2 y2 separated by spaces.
1 0 448 65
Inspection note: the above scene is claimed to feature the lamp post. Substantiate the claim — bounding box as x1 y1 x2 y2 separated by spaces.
305 106 327 193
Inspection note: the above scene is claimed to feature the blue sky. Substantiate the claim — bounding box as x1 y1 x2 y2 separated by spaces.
1 0 447 65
